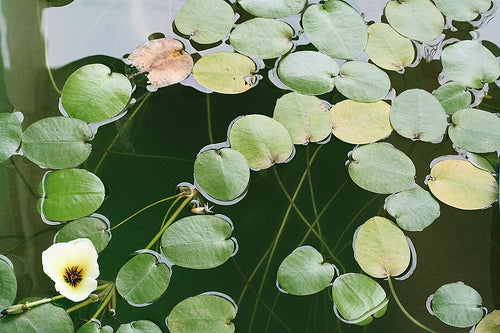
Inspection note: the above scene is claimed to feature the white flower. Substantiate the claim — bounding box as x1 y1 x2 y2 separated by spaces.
42 238 99 302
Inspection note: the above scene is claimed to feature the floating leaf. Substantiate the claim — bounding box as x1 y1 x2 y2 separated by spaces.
22 116 92 169
354 216 411 278
431 282 484 328
433 82 472 115
273 92 332 144
194 147 250 203
302 0 367 59
38 169 105 222
427 158 498 210
464 151 498 174
366 23 415 71
116 320 162 333
0 113 22 163
116 252 170 305
61 64 132 123
277 51 339 95
237 0 305 18
229 114 294 170
390 89 448 142
166 293 236 333
385 188 440 231
230 18 294 59
332 273 388 325
276 246 335 296
193 52 257 94
55 216 111 253
448 108 500 153
330 100 392 144
385 0 444 42
348 143 416 194
441 40 500 89
433 0 491 22
174 0 234 44
128 38 193 88
475 310 500 333
161 215 235 269
0 256 16 310
77 322 113 333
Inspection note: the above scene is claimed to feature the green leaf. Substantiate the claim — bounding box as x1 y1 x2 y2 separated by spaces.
161 215 235 269
433 82 472 115
348 143 416 194
194 147 250 203
166 293 236 333
389 89 448 142
332 273 388 325
330 100 392 144
273 92 332 144
431 282 484 328
276 246 335 296
236 0 306 18
366 23 415 71
0 113 22 163
474 310 500 333
354 216 411 278
61 64 132 123
433 0 491 22
116 320 162 333
116 252 171 305
441 40 500 89
22 116 93 169
385 187 440 231
174 0 234 44
193 52 257 94
76 321 113 333
427 158 498 210
448 108 500 153
385 0 444 42
302 0 367 59
230 18 294 59
277 51 339 95
55 215 111 253
334 61 391 103
38 169 105 222
229 114 294 170
463 151 498 173
0 256 16 310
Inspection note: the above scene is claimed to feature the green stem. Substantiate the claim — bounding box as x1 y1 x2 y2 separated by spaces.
87 283 115 321
305 145 322 243
91 148 192 164
2 294 65 315
206 93 214 144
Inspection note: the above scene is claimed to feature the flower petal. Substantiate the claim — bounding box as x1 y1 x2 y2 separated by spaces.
55 277 98 302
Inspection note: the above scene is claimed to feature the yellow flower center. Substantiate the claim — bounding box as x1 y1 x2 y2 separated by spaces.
63 265 83 287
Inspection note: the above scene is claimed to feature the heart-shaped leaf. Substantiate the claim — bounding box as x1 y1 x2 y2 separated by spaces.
55 215 111 253
0 113 22 163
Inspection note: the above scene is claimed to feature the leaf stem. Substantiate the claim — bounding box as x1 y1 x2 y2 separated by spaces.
86 283 115 321
206 93 214 144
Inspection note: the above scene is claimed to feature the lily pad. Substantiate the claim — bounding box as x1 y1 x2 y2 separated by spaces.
116 320 162 333
276 246 335 296
194 147 250 204
330 100 392 144
128 38 193 88
230 18 294 59
0 113 22 163
38 169 105 222
463 151 498 174
236 0 306 18
277 51 339 95
302 0 367 59
441 40 500 89
61 64 132 123
334 61 391 103
193 52 257 94
161 215 235 269
390 89 448 142
229 114 294 170
22 116 93 169
431 282 484 328
448 108 500 153
385 0 444 42
77 322 113 333
348 143 416 194
433 82 472 115
332 273 388 325
273 92 332 144
366 23 415 71
174 0 234 44
385 187 440 231
475 310 500 333
354 216 411 278
0 256 16 310
433 0 491 22
166 293 236 333
427 158 498 210
116 252 170 305
55 216 111 253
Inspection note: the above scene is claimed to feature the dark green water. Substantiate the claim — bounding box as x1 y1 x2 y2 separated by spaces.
0 1 499 332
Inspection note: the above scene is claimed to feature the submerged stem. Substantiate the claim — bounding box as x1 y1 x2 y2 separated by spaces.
10 158 38 199
206 93 214 144
305 145 322 245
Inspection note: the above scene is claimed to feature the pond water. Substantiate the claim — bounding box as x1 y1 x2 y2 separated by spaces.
0 0 499 332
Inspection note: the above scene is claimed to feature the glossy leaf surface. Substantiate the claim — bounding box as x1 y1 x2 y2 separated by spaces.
433 0 491 22
236 0 306 18
76 322 113 333
116 320 162 333
0 113 22 163
55 216 110 253
0 257 16 310
433 82 472 115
